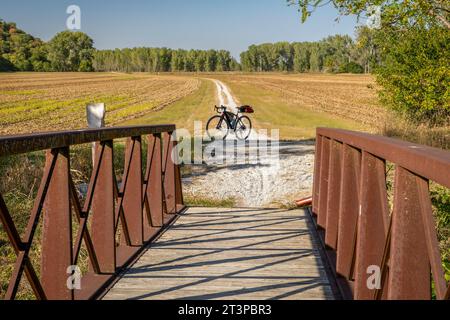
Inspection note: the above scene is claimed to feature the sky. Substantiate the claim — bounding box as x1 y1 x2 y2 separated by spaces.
1 0 360 59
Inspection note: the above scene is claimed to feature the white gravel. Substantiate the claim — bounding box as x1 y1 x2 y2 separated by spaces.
183 141 315 208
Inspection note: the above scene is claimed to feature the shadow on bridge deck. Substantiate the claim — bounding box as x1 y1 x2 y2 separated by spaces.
102 207 335 300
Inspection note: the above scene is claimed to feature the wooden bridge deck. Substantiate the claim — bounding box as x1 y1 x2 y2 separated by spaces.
103 207 335 300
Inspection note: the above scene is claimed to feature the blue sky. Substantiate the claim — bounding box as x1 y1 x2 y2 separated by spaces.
1 0 359 59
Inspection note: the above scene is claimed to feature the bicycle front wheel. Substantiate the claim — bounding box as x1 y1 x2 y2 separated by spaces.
235 116 252 140
206 115 229 140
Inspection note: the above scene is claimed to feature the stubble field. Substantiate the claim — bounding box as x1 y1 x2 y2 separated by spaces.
0 72 200 135
209 73 384 139
0 72 383 138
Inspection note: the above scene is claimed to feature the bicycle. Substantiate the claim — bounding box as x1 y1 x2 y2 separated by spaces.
206 105 254 140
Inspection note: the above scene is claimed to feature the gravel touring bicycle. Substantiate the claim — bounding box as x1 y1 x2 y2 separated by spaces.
206 105 254 140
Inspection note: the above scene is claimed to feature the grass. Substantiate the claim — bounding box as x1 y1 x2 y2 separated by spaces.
122 78 216 132
382 112 450 150
183 195 236 208
0 152 45 299
214 78 367 139
209 73 383 139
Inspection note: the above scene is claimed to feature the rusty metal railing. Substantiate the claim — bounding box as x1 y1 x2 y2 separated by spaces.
0 125 184 300
312 128 450 300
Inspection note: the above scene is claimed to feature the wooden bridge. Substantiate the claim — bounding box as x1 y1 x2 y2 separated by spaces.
0 125 449 300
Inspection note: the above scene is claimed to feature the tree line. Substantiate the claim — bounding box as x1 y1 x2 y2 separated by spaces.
240 28 379 73
1 19 240 73
93 48 240 72
2 18 378 74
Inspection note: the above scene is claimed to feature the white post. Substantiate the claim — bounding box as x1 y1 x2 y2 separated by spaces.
86 103 106 165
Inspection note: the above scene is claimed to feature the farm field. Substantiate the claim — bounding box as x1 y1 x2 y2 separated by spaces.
124 73 383 139
0 72 383 139
208 73 384 139
121 78 217 133
0 72 200 135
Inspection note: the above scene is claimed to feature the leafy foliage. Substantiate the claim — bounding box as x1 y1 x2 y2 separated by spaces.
288 0 450 29
0 56 14 71
288 1 450 124
0 19 50 71
93 48 239 72
375 26 450 125
47 31 94 72
1 19 239 73
240 33 376 73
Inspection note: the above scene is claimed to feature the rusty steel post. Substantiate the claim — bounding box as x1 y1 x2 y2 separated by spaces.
312 134 323 214
41 147 73 300
325 140 343 249
387 166 431 300
336 144 361 279
317 137 331 228
122 137 143 246
175 160 184 210
145 134 164 228
91 141 116 274
354 151 389 300
163 132 176 215
416 176 448 300
174 134 184 210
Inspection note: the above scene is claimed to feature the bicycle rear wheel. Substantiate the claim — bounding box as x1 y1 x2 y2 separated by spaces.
235 116 252 140
206 115 229 140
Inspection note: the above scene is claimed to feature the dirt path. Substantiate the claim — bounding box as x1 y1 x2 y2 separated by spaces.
182 79 315 208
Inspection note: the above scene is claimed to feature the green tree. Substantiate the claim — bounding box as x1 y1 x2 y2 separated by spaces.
217 50 233 71
30 44 51 71
376 26 450 124
205 50 217 72
293 42 310 72
288 0 450 123
0 56 14 71
353 26 380 74
194 50 207 72
48 31 94 72
0 19 48 71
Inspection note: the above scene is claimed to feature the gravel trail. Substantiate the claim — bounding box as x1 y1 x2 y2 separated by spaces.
182 80 315 208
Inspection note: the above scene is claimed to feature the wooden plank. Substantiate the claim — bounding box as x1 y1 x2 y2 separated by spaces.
103 207 334 300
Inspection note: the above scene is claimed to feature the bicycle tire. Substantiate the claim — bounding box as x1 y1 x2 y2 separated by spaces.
235 115 252 140
206 115 229 140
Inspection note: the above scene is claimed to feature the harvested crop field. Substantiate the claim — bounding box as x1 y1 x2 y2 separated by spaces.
0 72 200 135
211 73 384 138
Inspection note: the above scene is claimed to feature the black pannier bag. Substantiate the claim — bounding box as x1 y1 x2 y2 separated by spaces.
239 105 254 113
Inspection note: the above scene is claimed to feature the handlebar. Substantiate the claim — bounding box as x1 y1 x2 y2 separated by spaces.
215 105 227 113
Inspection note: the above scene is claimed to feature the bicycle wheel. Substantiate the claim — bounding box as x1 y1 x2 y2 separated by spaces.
235 116 252 140
206 115 229 140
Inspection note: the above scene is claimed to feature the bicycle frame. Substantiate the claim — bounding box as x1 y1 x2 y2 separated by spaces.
208 105 252 140
216 106 241 131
